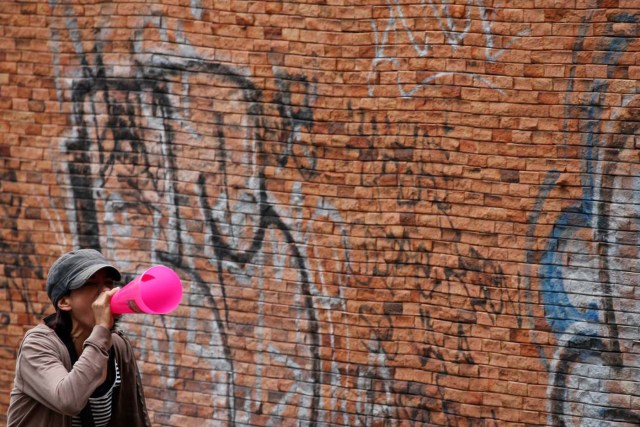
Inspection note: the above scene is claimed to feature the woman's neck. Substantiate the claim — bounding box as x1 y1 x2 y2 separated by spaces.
70 322 92 356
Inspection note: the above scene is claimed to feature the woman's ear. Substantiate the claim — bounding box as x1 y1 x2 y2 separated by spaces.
57 295 72 312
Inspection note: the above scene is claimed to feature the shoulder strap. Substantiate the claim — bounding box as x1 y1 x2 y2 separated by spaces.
59 332 96 427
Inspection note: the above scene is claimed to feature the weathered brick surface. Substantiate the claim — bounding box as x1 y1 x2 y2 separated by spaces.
1 0 640 425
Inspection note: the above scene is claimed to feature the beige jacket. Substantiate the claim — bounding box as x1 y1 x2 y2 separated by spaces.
7 322 151 427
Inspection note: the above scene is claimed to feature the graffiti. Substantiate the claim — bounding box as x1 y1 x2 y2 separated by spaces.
46 7 527 417
342 104 522 424
272 69 318 178
368 0 530 97
45 4 361 425
0 1 631 426
0 170 47 359
525 11 640 425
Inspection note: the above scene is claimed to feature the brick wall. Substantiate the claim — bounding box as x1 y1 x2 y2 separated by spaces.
2 0 640 425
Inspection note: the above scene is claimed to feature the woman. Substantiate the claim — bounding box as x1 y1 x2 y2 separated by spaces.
7 249 151 427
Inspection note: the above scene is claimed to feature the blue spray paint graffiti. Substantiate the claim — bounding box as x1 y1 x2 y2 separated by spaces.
526 11 640 425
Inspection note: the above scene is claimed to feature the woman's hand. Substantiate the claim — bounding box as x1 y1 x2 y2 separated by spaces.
92 287 120 330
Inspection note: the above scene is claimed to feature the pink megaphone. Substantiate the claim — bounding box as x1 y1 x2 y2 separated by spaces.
110 265 183 314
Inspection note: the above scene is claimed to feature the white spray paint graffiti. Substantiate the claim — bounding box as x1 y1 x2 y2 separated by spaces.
46 5 339 424
369 0 530 97
280 182 356 425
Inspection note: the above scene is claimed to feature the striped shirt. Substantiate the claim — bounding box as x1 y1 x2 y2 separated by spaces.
72 358 121 427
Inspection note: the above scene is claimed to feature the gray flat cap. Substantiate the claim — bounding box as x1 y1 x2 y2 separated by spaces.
46 249 122 308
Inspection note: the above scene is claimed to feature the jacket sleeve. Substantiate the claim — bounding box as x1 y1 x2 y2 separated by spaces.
112 331 152 427
16 326 112 416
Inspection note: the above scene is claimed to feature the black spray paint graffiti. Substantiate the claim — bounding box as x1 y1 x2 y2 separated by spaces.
346 106 520 425
49 7 345 425
524 11 640 425
0 170 47 358
52 25 524 424
71 64 322 424
272 70 317 179
44 3 640 426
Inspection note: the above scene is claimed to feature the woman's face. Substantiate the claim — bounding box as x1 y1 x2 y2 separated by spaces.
59 268 116 331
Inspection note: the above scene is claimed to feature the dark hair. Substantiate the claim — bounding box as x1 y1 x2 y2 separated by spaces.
45 308 72 337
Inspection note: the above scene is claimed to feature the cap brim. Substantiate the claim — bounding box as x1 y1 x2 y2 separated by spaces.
68 264 122 291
